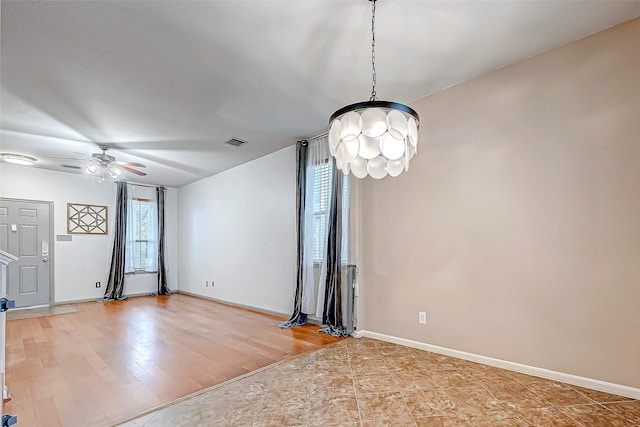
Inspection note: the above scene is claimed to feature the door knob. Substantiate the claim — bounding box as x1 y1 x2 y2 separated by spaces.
43 258 49 262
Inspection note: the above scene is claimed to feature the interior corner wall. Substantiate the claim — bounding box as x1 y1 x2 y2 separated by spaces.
359 18 640 388
177 145 296 315
0 164 179 303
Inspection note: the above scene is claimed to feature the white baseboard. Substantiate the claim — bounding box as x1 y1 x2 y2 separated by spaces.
176 290 292 319
356 330 640 400
176 291 329 326
56 289 178 305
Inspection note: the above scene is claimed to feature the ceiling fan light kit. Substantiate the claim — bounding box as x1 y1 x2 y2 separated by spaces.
85 145 124 183
0 153 37 166
68 144 146 183
328 0 420 179
45 143 146 182
86 162 122 183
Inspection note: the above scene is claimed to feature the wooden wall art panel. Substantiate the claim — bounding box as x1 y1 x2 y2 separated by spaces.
67 203 108 234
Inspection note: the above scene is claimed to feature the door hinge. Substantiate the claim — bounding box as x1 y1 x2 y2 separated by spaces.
0 298 15 313
1 414 17 427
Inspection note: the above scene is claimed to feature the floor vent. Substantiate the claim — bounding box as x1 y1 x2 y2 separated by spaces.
224 138 248 147
61 164 82 170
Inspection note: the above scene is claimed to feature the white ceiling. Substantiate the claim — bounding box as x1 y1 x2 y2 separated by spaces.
2 1 639 188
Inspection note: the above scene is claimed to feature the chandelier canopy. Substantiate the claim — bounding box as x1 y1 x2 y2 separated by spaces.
328 0 420 179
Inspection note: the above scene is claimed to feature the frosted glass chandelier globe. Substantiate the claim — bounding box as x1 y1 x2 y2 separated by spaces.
108 165 122 178
328 101 419 179
86 162 99 173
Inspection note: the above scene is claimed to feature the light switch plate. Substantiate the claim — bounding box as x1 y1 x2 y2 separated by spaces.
419 312 427 324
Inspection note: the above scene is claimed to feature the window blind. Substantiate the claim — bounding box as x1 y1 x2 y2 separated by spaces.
312 159 350 263
313 159 332 261
128 198 157 271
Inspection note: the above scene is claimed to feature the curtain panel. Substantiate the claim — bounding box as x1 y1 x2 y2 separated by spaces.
104 181 128 300
319 165 347 336
156 187 170 295
278 140 309 327
279 137 350 336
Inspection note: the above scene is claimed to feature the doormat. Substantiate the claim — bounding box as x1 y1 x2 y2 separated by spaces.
7 304 79 320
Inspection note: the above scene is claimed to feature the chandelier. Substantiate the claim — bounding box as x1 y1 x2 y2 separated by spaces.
328 0 419 179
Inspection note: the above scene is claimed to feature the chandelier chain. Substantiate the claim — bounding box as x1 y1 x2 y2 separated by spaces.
327 0 420 180
370 0 377 101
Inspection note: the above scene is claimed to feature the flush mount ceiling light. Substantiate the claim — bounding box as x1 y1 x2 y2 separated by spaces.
0 153 37 166
328 0 420 179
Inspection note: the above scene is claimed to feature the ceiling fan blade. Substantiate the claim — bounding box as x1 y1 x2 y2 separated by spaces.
44 156 87 161
120 165 147 176
115 161 146 168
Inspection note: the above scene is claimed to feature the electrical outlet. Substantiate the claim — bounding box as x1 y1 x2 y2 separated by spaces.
205 280 209 287
419 311 427 324
95 281 101 288
211 280 215 287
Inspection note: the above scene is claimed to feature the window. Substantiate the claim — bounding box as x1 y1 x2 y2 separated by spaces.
313 160 332 262
312 159 350 263
341 172 350 261
126 197 157 272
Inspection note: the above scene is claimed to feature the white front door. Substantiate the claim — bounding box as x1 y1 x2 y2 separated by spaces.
0 199 52 308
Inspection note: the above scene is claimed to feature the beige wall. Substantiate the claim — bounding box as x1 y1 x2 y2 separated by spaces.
359 18 640 388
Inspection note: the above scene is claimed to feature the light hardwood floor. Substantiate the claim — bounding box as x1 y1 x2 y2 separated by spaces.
4 293 343 427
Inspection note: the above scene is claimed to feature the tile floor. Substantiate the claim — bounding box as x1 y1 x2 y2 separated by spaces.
119 338 640 426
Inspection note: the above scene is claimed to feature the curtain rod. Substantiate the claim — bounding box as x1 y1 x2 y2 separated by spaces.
307 131 328 142
114 180 166 190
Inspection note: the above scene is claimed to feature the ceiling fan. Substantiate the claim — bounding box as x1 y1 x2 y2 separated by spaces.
50 144 147 181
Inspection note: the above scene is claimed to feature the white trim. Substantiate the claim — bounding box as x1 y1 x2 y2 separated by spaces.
55 290 178 305
356 330 640 400
176 290 327 324
0 250 19 266
177 290 288 317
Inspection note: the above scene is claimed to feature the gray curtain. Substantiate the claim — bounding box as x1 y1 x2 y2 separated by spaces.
104 181 129 301
156 187 170 295
319 165 347 337
278 140 308 328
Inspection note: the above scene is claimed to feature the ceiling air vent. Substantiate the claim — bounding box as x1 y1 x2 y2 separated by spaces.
224 138 248 147
61 164 82 170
